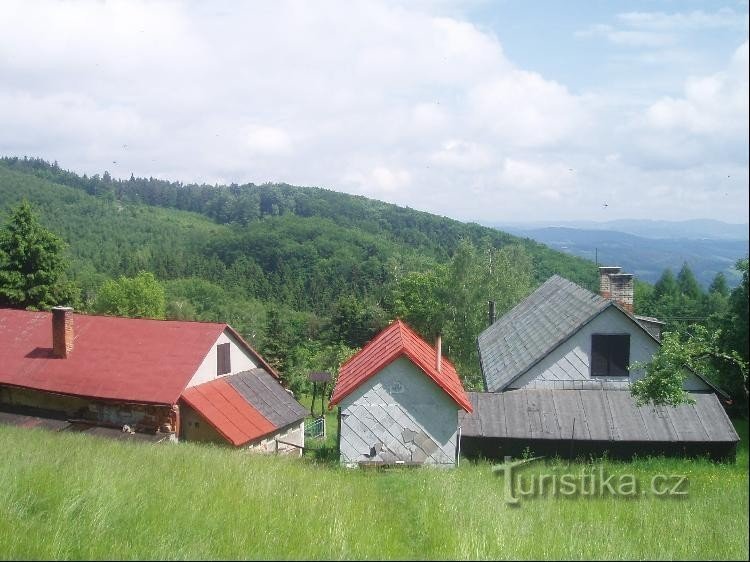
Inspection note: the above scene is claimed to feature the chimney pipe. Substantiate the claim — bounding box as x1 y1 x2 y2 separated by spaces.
52 306 74 358
435 334 442 373
488 300 496 326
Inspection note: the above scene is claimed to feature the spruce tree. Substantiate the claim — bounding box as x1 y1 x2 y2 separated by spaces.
677 262 702 300
0 201 79 310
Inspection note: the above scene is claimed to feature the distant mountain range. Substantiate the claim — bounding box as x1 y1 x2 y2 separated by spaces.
494 219 749 240
488 220 749 288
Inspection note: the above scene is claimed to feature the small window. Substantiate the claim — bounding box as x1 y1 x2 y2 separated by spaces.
217 342 231 376
591 334 630 377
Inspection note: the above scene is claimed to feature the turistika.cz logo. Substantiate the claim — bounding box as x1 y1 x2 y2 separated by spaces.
493 456 689 506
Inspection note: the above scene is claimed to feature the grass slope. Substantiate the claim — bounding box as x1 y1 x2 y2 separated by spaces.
0 420 746 560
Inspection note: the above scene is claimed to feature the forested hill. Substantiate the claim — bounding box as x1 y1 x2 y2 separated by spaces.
0 157 595 285
0 156 597 390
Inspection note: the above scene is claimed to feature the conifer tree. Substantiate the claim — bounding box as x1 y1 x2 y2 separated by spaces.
0 201 79 309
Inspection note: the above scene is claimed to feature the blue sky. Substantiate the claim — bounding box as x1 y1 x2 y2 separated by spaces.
474 1 748 93
0 1 747 223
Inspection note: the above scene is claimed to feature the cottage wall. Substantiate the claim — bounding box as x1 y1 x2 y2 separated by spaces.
338 357 459 466
0 385 176 433
510 307 711 391
187 330 259 387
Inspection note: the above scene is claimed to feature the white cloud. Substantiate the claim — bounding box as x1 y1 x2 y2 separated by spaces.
578 8 748 49
642 41 749 137
646 42 749 137
243 126 293 156
344 166 412 195
0 1 747 223
576 24 676 47
430 140 493 171
617 8 749 31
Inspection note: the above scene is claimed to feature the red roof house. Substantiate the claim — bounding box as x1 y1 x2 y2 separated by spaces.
0 307 306 452
330 320 471 467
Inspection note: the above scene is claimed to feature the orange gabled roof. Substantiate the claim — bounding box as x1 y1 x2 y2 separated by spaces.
181 378 276 446
329 320 472 412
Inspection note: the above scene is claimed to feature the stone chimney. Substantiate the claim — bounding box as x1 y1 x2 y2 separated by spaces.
52 306 74 358
598 267 634 314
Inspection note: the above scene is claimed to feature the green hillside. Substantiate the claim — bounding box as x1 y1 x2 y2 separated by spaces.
0 157 601 390
0 157 598 287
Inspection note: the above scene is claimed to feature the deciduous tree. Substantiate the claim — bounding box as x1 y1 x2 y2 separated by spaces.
94 271 166 319
631 325 748 408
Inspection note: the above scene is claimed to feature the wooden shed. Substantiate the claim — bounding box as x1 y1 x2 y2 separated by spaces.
460 389 739 461
329 320 472 467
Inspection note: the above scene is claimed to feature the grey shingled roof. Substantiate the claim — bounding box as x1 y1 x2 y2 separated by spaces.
227 368 308 429
478 275 612 392
459 389 739 442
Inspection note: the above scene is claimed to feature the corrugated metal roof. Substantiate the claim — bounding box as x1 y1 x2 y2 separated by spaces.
329 320 472 412
459 389 739 443
0 308 274 405
478 275 612 392
227 368 308 428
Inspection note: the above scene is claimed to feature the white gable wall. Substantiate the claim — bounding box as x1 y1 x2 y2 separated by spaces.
187 330 259 387
510 307 710 391
339 357 460 466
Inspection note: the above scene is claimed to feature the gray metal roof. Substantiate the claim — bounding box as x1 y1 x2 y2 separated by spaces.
227 368 308 429
478 275 612 392
459 389 739 443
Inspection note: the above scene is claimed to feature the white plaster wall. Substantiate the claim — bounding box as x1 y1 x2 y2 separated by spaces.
187 330 259 387
339 357 459 466
247 420 305 457
510 307 710 391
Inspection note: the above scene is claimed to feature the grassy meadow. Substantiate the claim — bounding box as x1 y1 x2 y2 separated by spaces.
0 414 747 560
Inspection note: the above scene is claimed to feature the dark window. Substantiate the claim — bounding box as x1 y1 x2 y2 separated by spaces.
591 334 630 376
217 343 231 375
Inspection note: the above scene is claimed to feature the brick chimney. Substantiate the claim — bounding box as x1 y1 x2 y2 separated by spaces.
598 267 634 314
52 306 74 358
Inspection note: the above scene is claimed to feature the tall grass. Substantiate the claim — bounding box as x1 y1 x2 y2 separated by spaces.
0 420 746 560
